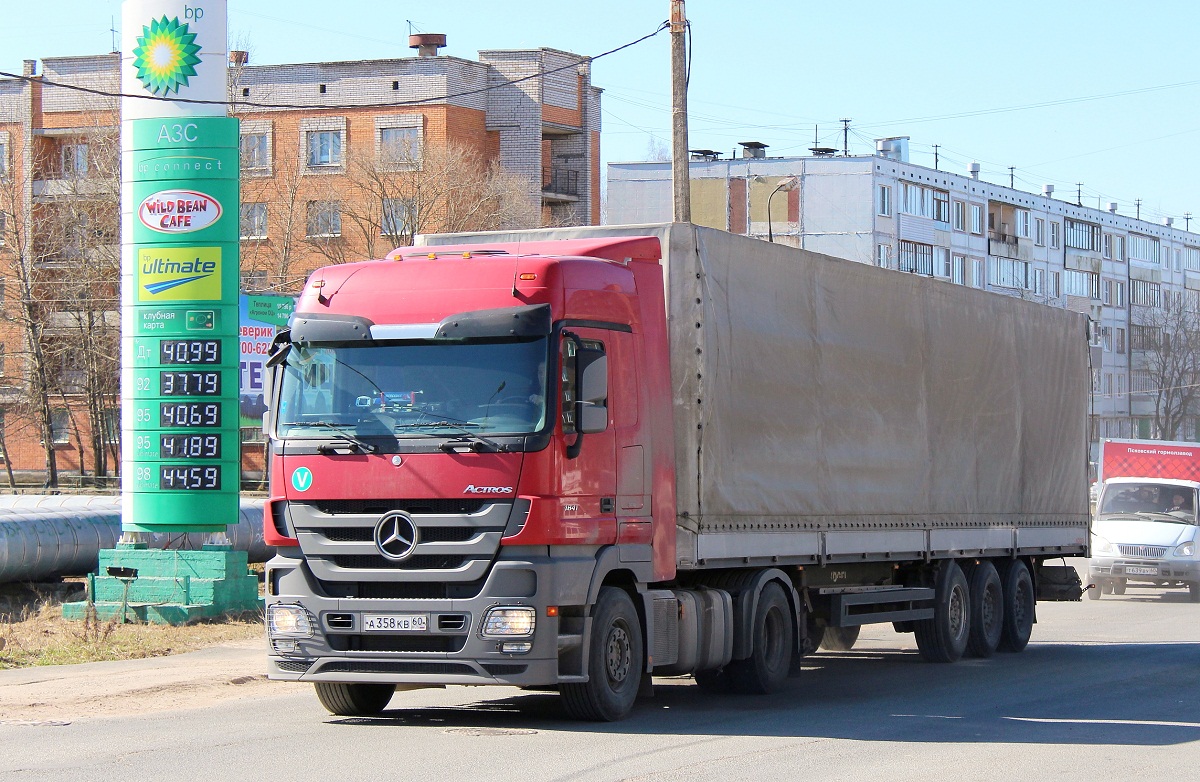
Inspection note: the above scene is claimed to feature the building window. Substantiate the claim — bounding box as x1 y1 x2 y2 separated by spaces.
1034 218 1045 246
952 254 966 284
0 140 6 178
1049 221 1060 248
0 343 5 375
381 198 411 238
1032 268 1046 296
61 144 88 178
240 203 267 239
1128 234 1160 264
971 258 985 288
306 130 343 167
932 190 950 224
0 211 5 245
1112 281 1125 308
1015 209 1031 238
989 257 1029 289
1049 270 1061 298
50 409 70 445
952 200 966 232
1130 325 1160 351
1064 269 1100 298
898 240 934 275
379 126 420 166
240 133 269 170
1065 219 1101 252
876 244 891 268
877 185 892 217
1184 246 1200 271
1129 279 1161 307
306 200 341 237
970 204 984 235
102 409 120 445
1116 327 1126 354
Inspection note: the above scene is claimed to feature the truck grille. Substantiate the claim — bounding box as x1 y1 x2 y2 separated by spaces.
1117 545 1167 559
329 635 467 653
320 661 476 676
288 500 510 583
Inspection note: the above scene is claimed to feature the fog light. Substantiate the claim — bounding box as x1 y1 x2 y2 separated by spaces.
500 641 532 654
272 638 298 654
481 606 536 637
268 604 314 637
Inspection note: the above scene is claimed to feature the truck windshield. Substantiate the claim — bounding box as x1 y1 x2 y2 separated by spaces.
276 337 549 438
1098 483 1196 521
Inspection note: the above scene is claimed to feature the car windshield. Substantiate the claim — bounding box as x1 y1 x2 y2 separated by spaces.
276 337 549 438
1098 482 1196 521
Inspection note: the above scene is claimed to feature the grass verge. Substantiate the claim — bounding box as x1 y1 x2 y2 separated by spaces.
0 581 263 669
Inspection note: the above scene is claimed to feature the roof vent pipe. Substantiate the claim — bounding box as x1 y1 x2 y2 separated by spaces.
1164 217 1175 227
1043 184 1054 198
409 34 447 57
1109 202 1119 213
969 162 980 179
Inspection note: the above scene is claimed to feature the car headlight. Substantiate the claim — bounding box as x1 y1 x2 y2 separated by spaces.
1174 540 1196 557
480 606 536 637
268 603 314 637
1092 535 1116 555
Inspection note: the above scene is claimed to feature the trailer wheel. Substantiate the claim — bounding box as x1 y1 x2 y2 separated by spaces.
818 626 860 652
725 582 794 694
313 682 395 717
965 561 1004 658
998 560 1035 653
561 587 643 721
914 560 970 663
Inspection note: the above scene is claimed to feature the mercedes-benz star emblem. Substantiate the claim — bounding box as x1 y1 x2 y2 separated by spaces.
375 512 418 561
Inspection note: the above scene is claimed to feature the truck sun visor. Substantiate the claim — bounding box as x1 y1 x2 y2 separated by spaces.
435 303 552 339
290 313 376 345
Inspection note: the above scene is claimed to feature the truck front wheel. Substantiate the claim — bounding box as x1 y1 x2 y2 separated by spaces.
313 682 395 717
561 586 643 721
915 560 970 663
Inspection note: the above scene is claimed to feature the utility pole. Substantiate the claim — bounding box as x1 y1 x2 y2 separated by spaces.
1076 183 1084 207
840 118 851 156
932 145 939 170
1008 167 1015 188
1135 199 1142 220
1185 212 1192 232
670 1 690 223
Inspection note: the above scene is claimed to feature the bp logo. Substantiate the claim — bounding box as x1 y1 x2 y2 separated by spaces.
291 467 313 492
132 16 203 96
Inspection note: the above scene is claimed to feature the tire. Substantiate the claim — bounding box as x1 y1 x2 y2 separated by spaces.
725 582 794 694
313 682 395 717
998 559 1035 653
1088 583 1102 600
1112 580 1127 595
1102 581 1114 595
818 625 861 652
561 587 643 721
1189 583 1200 603
965 561 1004 658
915 560 970 663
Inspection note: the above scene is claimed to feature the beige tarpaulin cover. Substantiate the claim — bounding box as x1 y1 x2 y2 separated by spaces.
421 223 1091 566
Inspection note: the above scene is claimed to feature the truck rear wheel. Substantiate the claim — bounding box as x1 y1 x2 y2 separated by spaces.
915 560 970 663
725 581 794 694
561 586 643 721
819 625 860 652
998 560 1035 652
965 561 1003 658
313 682 395 717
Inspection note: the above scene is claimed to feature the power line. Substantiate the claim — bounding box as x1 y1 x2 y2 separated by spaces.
0 22 668 111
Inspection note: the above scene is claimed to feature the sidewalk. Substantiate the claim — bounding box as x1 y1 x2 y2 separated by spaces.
0 639 301 723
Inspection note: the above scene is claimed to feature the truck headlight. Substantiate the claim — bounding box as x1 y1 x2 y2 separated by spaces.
1174 541 1196 557
481 606 536 637
268 604 314 637
1092 535 1116 555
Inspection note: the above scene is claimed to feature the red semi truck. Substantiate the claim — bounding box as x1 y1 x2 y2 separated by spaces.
1090 438 1200 600
263 224 1090 720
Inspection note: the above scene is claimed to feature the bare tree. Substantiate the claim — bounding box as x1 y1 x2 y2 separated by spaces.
1131 290 1200 440
240 152 312 293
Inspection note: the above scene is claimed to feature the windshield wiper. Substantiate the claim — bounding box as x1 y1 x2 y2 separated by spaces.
395 414 504 452
284 420 377 453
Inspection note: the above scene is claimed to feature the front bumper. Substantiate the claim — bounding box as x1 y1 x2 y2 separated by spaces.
1089 555 1200 584
264 548 595 688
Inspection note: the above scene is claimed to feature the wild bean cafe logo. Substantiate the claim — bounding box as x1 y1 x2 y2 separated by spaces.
138 190 222 233
137 247 222 302
132 16 203 96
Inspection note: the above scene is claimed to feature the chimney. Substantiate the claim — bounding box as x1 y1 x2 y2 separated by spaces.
1108 202 1118 213
22 59 36 77
1164 217 1175 227
739 141 768 159
409 34 447 57
968 162 980 180
1043 184 1054 198
229 50 249 66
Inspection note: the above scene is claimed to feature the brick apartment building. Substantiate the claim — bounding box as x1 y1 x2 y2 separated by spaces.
0 36 601 484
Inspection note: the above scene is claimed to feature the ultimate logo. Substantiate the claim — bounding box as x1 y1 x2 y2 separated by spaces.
132 16 203 96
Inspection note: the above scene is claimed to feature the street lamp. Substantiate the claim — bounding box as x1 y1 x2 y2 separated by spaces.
765 175 799 243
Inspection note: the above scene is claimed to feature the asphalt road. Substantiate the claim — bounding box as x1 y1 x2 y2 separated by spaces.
2 566 1199 782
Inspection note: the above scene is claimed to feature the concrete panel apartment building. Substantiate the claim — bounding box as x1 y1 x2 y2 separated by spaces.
0 38 600 484
609 140 1200 463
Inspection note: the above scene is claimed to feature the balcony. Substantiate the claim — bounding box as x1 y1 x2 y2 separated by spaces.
988 230 1018 259
542 168 580 203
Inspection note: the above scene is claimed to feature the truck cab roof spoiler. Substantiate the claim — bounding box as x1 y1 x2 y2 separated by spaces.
287 303 552 345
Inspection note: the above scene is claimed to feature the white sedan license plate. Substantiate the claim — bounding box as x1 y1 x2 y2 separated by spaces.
362 613 428 632
1125 566 1158 576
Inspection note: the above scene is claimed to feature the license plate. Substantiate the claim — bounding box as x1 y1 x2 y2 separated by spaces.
1125 566 1158 576
362 613 428 632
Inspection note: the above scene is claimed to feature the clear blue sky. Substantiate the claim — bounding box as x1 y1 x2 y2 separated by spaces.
4 0 1200 224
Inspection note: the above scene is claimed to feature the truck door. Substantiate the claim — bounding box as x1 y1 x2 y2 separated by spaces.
560 329 617 536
